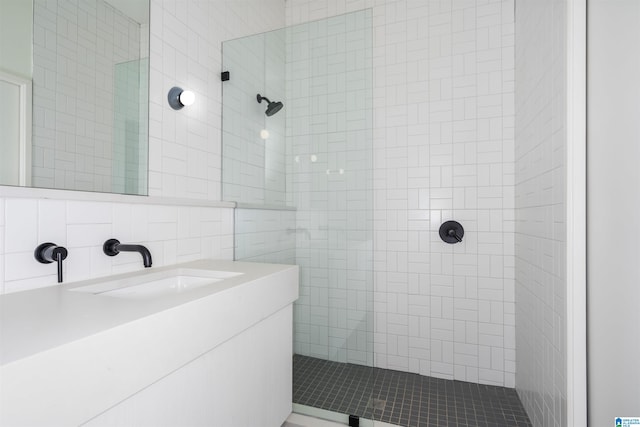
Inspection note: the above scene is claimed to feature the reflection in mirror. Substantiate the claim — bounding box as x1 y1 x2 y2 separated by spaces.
0 0 149 195
0 71 31 187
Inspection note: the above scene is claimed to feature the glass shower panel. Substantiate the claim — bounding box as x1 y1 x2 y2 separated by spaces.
222 29 287 206
288 10 374 366
222 9 374 422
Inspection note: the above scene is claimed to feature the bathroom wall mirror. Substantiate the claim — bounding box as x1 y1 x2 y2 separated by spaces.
0 0 150 196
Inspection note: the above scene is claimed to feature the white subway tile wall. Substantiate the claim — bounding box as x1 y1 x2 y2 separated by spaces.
234 209 296 264
148 0 286 200
286 0 516 387
514 1 567 426
0 197 233 294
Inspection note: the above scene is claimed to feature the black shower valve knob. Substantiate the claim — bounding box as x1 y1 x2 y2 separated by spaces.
439 221 464 244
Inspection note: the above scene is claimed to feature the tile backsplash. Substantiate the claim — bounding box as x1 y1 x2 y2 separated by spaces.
0 196 233 294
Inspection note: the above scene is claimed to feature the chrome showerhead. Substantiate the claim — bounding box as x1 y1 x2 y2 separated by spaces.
257 94 284 116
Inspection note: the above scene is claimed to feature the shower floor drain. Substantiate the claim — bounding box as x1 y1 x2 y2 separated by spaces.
368 398 386 411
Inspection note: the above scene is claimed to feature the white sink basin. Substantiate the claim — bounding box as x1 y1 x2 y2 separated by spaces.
69 268 242 300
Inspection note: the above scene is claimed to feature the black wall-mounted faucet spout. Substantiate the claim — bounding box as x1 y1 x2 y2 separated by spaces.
103 239 152 268
35 243 68 283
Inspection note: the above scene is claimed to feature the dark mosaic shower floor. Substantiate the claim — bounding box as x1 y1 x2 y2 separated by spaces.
293 355 532 427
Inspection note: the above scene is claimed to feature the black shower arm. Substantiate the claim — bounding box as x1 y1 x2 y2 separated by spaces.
257 94 271 104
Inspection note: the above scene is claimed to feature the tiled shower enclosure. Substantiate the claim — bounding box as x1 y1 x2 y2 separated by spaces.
224 1 521 422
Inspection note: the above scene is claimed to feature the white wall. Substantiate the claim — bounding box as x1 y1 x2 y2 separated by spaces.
587 1 640 425
0 0 286 294
0 0 32 78
0 0 33 188
0 80 21 186
514 1 568 426
287 0 516 387
148 0 285 200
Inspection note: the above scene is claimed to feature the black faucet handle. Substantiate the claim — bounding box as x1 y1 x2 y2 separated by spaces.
447 228 463 242
52 246 68 260
35 243 68 283
35 243 68 263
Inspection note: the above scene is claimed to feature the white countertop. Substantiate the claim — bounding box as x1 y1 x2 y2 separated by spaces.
0 259 299 426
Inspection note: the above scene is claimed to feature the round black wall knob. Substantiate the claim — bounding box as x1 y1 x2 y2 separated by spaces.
439 221 464 244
